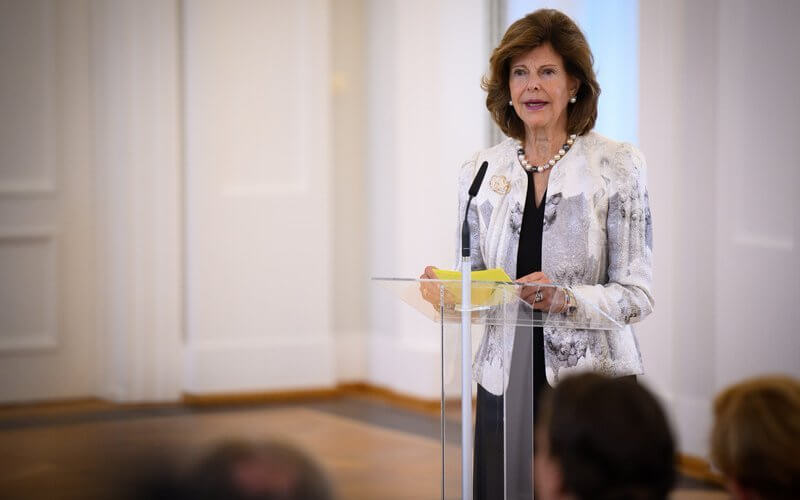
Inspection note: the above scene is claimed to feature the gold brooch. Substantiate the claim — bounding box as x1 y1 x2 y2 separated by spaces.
489 175 510 195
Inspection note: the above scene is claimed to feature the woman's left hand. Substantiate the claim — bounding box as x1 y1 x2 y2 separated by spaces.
516 271 565 311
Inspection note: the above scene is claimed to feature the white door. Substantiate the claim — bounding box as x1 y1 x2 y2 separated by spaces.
183 0 335 394
0 1 95 402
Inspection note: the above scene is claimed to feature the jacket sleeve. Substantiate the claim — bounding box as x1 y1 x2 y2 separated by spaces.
454 157 486 271
570 143 654 327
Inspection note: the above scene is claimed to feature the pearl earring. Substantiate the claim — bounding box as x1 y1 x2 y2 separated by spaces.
569 95 577 104
509 100 513 106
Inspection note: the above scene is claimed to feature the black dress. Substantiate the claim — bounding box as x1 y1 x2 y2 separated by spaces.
473 171 547 500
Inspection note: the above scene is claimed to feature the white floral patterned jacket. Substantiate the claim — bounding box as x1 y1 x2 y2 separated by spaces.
457 131 654 394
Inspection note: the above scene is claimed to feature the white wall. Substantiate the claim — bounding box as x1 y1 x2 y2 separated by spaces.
365 0 490 398
91 0 183 402
639 0 800 457
713 0 800 388
182 0 336 394
331 0 369 384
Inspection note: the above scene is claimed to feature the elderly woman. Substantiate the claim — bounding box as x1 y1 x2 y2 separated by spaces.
421 8 653 499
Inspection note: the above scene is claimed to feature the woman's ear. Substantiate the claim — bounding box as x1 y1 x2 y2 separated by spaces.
569 77 580 98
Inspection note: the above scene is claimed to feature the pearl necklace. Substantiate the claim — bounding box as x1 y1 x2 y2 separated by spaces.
517 134 577 173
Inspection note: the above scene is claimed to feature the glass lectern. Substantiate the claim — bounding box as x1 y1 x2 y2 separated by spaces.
372 277 622 500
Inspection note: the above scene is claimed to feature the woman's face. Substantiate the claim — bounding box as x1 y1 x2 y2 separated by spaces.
509 43 578 136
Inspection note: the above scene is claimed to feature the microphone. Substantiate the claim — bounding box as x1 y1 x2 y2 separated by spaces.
462 161 489 257
468 161 489 197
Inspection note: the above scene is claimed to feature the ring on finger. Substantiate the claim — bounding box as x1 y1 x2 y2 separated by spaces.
534 290 544 303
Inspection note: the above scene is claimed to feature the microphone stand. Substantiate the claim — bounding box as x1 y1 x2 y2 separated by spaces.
460 243 472 500
460 248 473 500
459 161 487 500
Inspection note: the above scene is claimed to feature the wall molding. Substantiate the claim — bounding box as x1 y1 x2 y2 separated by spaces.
0 0 58 199
0 229 58 352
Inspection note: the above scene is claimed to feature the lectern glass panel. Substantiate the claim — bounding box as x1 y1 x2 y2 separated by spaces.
372 278 622 499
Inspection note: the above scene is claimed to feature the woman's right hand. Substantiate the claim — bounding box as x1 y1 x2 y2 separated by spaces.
419 266 441 307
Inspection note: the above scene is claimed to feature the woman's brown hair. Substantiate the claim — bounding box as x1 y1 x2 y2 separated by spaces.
482 9 600 140
710 375 800 499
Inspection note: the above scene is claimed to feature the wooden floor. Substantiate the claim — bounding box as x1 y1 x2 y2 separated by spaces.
0 396 726 499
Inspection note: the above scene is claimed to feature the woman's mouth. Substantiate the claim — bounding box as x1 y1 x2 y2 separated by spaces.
524 100 547 111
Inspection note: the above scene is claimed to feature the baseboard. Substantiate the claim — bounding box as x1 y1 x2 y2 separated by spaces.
677 453 724 486
0 397 183 421
182 381 442 415
0 397 112 420
0 381 449 418
338 382 440 415
182 386 342 406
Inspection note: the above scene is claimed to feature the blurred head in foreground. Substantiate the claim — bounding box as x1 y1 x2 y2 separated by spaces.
190 440 334 500
534 373 675 500
129 439 334 500
710 375 800 500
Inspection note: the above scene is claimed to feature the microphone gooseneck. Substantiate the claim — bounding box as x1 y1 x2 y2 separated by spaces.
462 161 489 257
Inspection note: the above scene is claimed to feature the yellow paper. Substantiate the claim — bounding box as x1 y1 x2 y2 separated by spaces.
431 268 512 306
432 268 512 282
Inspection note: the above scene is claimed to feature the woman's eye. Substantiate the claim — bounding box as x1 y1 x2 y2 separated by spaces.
512 68 526 77
542 68 556 76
